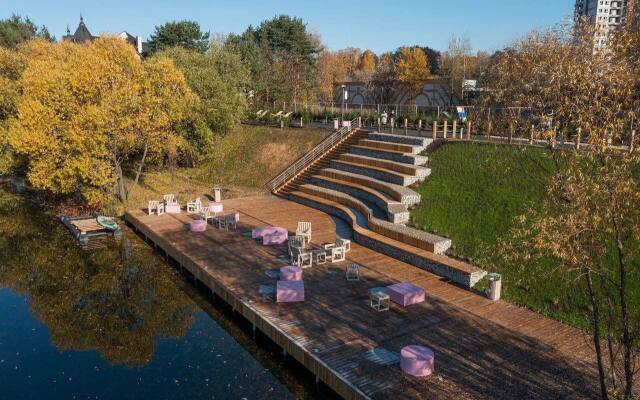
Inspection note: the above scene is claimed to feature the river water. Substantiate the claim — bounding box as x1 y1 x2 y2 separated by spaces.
0 187 336 400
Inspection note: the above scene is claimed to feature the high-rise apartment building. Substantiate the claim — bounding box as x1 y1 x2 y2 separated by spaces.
575 0 637 47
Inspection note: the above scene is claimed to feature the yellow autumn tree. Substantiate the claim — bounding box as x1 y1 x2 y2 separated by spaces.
358 49 376 73
316 50 349 102
394 47 430 88
0 44 28 174
486 23 640 400
7 37 194 202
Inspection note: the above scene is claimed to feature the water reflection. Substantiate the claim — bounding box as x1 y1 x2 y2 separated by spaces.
0 189 196 367
0 187 303 399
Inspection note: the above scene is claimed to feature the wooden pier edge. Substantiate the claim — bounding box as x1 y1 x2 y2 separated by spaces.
124 211 369 400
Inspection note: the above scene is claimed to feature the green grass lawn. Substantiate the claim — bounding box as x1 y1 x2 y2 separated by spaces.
409 142 590 327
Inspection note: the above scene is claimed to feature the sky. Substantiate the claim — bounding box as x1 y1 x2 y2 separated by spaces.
2 1 575 53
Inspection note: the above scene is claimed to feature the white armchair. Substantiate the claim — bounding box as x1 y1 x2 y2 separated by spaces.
163 194 178 206
296 222 312 245
187 197 202 214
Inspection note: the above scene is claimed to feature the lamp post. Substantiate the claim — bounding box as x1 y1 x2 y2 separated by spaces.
341 85 347 125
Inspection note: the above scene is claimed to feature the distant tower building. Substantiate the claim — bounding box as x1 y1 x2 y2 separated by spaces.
575 0 637 48
62 15 96 44
62 16 148 57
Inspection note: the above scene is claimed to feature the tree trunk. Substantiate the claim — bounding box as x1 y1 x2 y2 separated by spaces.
585 269 610 400
126 141 149 203
113 157 126 203
613 223 633 399
598 274 618 389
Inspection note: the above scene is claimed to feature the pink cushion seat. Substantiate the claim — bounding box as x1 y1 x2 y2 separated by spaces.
252 226 277 239
210 202 223 213
276 280 305 303
165 204 181 214
387 282 425 307
400 345 434 377
190 219 207 233
263 229 288 245
280 266 302 281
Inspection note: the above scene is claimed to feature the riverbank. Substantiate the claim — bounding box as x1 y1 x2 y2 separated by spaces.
119 125 329 213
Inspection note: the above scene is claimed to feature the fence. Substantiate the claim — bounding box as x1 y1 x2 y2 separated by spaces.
249 103 637 152
403 120 637 154
253 101 542 121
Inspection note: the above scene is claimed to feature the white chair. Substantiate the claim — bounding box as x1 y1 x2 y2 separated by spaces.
217 214 237 231
187 197 202 214
296 222 312 245
369 287 390 312
336 238 351 253
288 236 305 257
199 207 215 223
291 247 313 268
346 264 360 281
163 194 178 206
328 246 346 263
148 200 165 216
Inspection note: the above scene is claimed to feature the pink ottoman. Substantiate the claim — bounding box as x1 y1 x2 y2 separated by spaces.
210 202 223 214
276 280 305 303
263 228 288 245
190 219 207 233
400 345 434 377
252 226 278 239
280 266 302 281
165 204 181 214
387 282 425 306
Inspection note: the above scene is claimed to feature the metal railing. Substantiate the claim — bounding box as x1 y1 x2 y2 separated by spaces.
265 118 358 193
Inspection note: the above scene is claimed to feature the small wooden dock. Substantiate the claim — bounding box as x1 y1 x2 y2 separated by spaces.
125 196 600 399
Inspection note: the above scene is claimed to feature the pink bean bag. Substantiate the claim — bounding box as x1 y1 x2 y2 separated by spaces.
165 204 181 214
400 345 434 377
280 266 302 281
387 282 425 307
276 280 305 303
190 219 207 233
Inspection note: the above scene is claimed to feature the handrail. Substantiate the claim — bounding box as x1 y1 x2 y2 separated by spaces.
265 118 358 193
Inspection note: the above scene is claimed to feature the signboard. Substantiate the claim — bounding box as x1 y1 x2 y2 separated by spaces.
463 80 477 91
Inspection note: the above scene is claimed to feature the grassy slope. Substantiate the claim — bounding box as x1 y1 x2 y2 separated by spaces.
124 125 328 211
410 143 588 326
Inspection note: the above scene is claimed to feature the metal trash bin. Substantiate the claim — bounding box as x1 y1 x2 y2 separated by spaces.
213 187 222 203
486 273 502 301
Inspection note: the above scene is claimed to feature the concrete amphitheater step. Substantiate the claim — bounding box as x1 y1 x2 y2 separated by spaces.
295 184 371 227
358 139 424 155
367 132 433 147
338 154 431 181
331 159 418 186
318 169 421 207
294 184 452 255
350 144 428 166
310 175 410 224
287 192 474 285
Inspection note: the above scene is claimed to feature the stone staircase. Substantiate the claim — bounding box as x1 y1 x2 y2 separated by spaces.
279 132 450 253
272 130 486 287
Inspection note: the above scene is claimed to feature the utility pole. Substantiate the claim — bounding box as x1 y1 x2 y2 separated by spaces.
341 85 347 125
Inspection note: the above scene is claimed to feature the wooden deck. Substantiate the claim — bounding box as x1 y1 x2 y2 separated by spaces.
125 196 600 400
